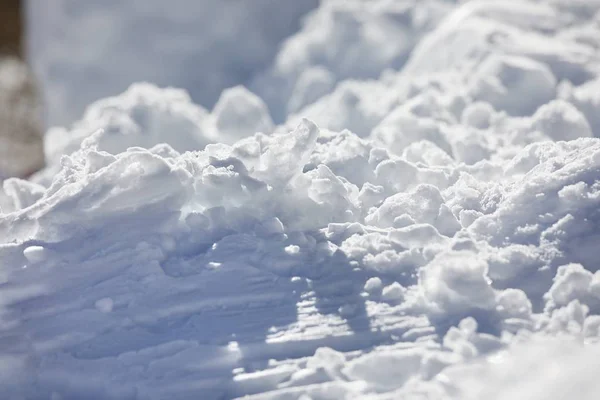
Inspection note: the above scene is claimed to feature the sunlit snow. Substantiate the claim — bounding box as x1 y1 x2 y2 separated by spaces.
2 0 600 399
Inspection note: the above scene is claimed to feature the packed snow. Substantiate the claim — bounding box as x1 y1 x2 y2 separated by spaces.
3 0 600 399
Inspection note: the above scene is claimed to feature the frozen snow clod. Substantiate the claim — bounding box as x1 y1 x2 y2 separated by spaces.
95 297 114 313
364 276 383 295
461 102 496 130
467 54 557 116
0 148 193 244
420 251 496 316
365 184 460 237
288 66 336 114
531 99 592 141
43 83 212 170
471 138 600 269
495 288 533 321
381 282 406 305
544 264 600 312
212 85 274 143
2 178 45 212
561 76 600 137
23 245 48 264
343 348 424 391
254 118 319 186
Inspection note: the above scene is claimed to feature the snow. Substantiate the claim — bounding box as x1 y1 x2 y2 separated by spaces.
2 0 600 398
26 0 319 127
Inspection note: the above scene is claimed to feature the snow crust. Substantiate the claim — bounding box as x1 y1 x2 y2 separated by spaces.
4 0 600 398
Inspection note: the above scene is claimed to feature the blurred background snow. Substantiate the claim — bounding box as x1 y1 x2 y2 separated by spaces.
1 0 320 179
25 0 319 128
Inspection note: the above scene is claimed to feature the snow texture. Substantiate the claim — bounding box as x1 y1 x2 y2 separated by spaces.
3 0 600 399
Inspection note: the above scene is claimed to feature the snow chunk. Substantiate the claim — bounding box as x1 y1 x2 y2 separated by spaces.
212 86 274 143
531 99 592 141
372 108 451 156
381 282 406 305
545 264 600 312
496 288 532 320
23 246 48 264
95 298 114 313
363 277 383 295
343 348 424 391
461 102 496 130
254 119 319 186
467 54 556 116
44 83 212 166
366 184 460 236
420 251 496 315
2 178 45 211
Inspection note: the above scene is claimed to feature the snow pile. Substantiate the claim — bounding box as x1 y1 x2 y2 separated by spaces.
250 0 455 121
3 0 600 399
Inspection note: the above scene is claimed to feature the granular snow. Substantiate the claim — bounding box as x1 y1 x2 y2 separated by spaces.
2 0 600 399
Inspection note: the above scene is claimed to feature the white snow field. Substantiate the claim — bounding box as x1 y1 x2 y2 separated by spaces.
3 0 600 398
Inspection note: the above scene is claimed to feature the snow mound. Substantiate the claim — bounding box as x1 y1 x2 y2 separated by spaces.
3 0 600 398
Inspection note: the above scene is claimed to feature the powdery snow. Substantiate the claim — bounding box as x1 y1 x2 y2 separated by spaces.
2 0 600 399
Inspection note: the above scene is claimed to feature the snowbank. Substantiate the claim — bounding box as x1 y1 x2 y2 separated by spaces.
3 0 600 398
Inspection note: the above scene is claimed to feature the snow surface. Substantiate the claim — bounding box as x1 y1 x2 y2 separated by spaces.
3 0 600 399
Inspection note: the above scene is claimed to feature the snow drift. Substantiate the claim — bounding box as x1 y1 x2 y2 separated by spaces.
3 0 600 399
